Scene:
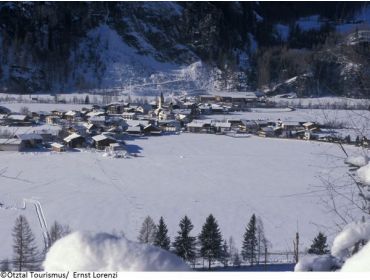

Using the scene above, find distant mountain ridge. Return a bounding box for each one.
[0,1,368,96]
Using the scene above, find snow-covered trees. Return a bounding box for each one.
[138,216,157,245]
[48,221,71,249]
[154,217,170,250]
[308,232,330,255]
[242,214,258,266]
[198,214,223,269]
[173,216,197,264]
[12,215,40,271]
[0,259,10,272]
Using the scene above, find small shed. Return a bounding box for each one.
[51,142,66,152]
[16,133,43,148]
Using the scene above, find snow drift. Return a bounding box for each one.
[43,232,189,271]
[345,155,369,167]
[341,241,370,271]
[357,163,370,185]
[331,221,370,259]
[294,255,340,272]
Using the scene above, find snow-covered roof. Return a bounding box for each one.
[92,134,115,142]
[126,120,149,127]
[64,133,83,143]
[51,143,65,149]
[16,133,43,141]
[7,114,27,121]
[126,126,142,133]
[65,111,78,116]
[212,122,231,128]
[0,138,22,145]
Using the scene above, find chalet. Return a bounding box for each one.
[64,110,81,121]
[31,111,50,122]
[106,102,127,114]
[258,127,275,138]
[86,110,106,118]
[5,114,32,126]
[281,121,304,131]
[198,104,212,115]
[122,112,137,120]
[92,134,117,150]
[88,115,106,126]
[186,120,212,133]
[212,121,231,134]
[158,120,181,132]
[143,124,162,136]
[0,138,23,151]
[16,133,43,148]
[51,110,66,118]
[51,142,66,152]
[125,126,143,135]
[63,133,85,148]
[135,104,152,115]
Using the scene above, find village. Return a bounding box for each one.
[0,91,369,155]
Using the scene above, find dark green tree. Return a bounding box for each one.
[198,214,223,270]
[308,232,330,255]
[12,215,40,271]
[242,214,258,266]
[154,217,171,250]
[84,95,90,104]
[173,216,197,264]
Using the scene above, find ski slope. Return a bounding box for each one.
[0,133,361,260]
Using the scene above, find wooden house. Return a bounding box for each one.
[16,133,43,148]
[63,133,85,148]
[92,134,117,150]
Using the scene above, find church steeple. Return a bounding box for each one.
[159,92,164,109]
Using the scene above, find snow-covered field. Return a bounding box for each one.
[0,133,359,261]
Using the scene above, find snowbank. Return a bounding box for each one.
[345,155,369,167]
[357,163,370,185]
[294,255,340,272]
[341,241,370,272]
[331,221,370,259]
[43,232,189,271]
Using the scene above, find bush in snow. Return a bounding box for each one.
[43,231,189,271]
[294,254,341,272]
[345,155,369,168]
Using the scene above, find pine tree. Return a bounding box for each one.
[232,250,241,267]
[173,215,197,264]
[198,214,223,270]
[84,95,90,104]
[138,216,157,245]
[48,221,71,249]
[242,214,258,266]
[308,232,330,255]
[12,215,40,271]
[154,217,170,250]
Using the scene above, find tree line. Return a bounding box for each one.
[137,213,270,270]
[1,214,330,271]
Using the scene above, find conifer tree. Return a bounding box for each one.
[198,214,223,270]
[154,217,171,250]
[173,216,197,264]
[12,215,40,271]
[308,232,330,255]
[242,214,258,266]
[138,216,157,245]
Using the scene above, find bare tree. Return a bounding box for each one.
[12,215,40,271]
[48,221,71,249]
[138,216,157,245]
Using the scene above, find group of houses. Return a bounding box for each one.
[1,91,368,152]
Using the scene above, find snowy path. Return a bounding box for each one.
[0,197,50,249]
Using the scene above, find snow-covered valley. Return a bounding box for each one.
[0,132,359,261]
